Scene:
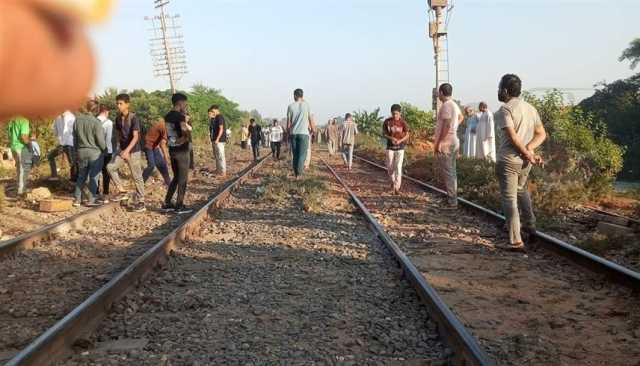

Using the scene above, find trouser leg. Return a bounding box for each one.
[66,146,78,181]
[348,145,354,169]
[48,145,63,177]
[101,153,112,194]
[87,155,103,202]
[497,161,522,244]
[154,148,172,185]
[107,154,127,193]
[12,149,23,195]
[142,148,157,183]
[214,143,226,174]
[441,147,458,205]
[517,164,536,230]
[20,147,33,194]
[393,150,404,190]
[165,148,189,206]
[127,151,145,203]
[292,136,300,175]
[75,158,90,202]
[275,142,281,159]
[304,140,311,168]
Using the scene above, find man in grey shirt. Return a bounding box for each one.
[494,74,547,251]
[73,100,107,207]
[287,88,316,178]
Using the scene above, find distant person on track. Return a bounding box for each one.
[209,105,227,176]
[287,89,316,178]
[495,74,547,251]
[434,83,463,208]
[249,119,262,162]
[476,102,496,162]
[462,106,478,159]
[7,117,32,196]
[107,94,146,212]
[48,111,77,182]
[163,93,194,215]
[142,117,172,186]
[341,113,358,171]
[327,119,339,156]
[241,124,249,150]
[269,119,284,160]
[383,104,410,195]
[96,105,114,196]
[73,101,106,207]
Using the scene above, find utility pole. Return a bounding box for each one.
[427,0,454,114]
[146,0,187,94]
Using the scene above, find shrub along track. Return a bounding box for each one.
[324,155,640,366]
[0,152,253,363]
[62,158,448,365]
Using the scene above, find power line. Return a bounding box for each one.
[145,0,188,94]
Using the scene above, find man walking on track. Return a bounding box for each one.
[209,105,227,176]
[142,117,172,186]
[327,119,339,156]
[97,105,114,196]
[107,94,146,212]
[341,113,358,171]
[48,110,77,182]
[269,119,284,160]
[383,104,410,194]
[163,93,193,215]
[495,74,547,251]
[249,119,262,162]
[434,83,462,209]
[287,88,316,178]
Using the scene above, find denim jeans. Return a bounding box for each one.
[75,154,103,203]
[291,134,310,177]
[48,145,77,180]
[143,147,171,186]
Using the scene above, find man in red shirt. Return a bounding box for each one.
[142,117,172,186]
[383,104,410,194]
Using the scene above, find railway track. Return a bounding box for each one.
[1,154,264,366]
[324,154,640,365]
[57,158,451,365]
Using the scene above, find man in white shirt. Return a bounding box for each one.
[48,110,77,181]
[433,83,463,208]
[96,104,114,195]
[269,119,284,160]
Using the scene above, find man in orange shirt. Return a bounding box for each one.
[143,118,172,186]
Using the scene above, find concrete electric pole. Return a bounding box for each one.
[427,0,454,114]
[146,0,187,94]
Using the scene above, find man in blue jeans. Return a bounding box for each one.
[73,100,107,207]
[287,88,316,178]
[142,117,171,186]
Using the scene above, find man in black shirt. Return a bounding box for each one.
[106,93,146,212]
[163,93,193,215]
[208,105,227,176]
[248,118,262,162]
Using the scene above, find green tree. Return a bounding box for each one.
[352,108,384,136]
[619,38,640,70]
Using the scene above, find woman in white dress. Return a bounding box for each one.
[463,106,478,158]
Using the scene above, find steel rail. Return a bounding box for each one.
[0,202,119,259]
[5,156,269,366]
[354,155,640,291]
[322,159,496,366]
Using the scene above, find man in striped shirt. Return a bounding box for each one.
[269,119,284,160]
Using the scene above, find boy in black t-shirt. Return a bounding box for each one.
[208,105,227,176]
[163,93,193,215]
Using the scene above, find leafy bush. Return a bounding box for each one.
[400,102,435,138]
[352,108,384,136]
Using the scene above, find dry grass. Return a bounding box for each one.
[0,184,5,211]
[261,165,328,213]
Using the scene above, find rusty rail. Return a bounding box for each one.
[0,202,119,259]
[323,159,495,366]
[354,155,640,291]
[5,156,269,366]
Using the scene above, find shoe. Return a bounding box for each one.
[161,203,176,212]
[174,205,193,215]
[86,200,103,207]
[130,202,146,213]
[507,243,527,252]
[72,200,81,207]
[112,193,129,202]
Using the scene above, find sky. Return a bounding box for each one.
[90,0,640,123]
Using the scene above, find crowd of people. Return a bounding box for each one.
[6,74,545,250]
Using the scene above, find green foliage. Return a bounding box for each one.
[619,38,640,70]
[525,91,624,194]
[95,84,250,139]
[353,108,384,136]
[400,102,435,137]
[579,74,640,179]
